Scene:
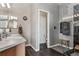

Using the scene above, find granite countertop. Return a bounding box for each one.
[0,34,26,52]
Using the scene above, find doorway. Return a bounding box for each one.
[38,9,49,51]
[40,11,47,50]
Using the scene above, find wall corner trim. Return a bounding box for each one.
[25,44,39,52]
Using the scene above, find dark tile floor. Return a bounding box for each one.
[26,43,79,56]
[51,46,74,56]
[67,49,79,56]
[25,46,64,56]
[40,43,47,50]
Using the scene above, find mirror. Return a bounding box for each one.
[0,15,8,20]
[0,21,8,28]
[0,15,18,33]
[8,20,17,28]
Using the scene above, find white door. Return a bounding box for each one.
[40,11,47,44]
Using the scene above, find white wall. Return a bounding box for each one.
[37,3,59,46]
[0,3,67,51]
[31,4,38,49]
[11,3,32,45]
[59,4,74,48]
[31,3,59,51]
[0,3,32,45]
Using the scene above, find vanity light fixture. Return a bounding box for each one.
[1,3,10,8]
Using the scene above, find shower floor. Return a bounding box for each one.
[52,46,70,54]
[52,45,79,56]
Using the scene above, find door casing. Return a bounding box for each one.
[37,9,50,51]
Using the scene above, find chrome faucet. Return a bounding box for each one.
[0,29,8,40]
[0,34,2,41]
[2,29,7,38]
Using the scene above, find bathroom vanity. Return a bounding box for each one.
[0,9,26,56]
[0,34,26,56]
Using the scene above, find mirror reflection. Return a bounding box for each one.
[0,15,18,33]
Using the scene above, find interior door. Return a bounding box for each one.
[40,11,47,44]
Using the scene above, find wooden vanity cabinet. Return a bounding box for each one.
[0,43,25,56]
[0,46,16,56]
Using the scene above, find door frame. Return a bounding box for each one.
[37,9,50,51]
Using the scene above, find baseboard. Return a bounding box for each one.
[48,44,60,48]
[48,43,73,49]
[26,44,39,52]
[30,45,39,52]
[25,44,31,47]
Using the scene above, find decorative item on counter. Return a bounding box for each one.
[18,24,23,34]
[23,16,27,21]
[9,28,11,32]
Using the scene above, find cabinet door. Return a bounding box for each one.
[0,46,16,56]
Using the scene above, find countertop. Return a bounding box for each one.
[0,34,26,52]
